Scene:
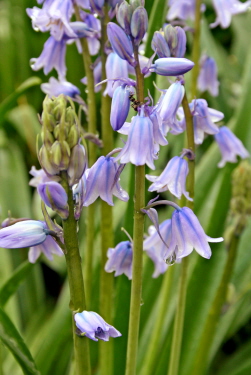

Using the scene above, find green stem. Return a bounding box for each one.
[61,173,91,375]
[125,46,145,375]
[191,233,240,375]
[99,4,114,375]
[74,5,97,309]
[167,91,195,375]
[141,266,175,375]
[191,0,202,99]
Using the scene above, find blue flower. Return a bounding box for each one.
[146,156,192,201]
[74,311,122,341]
[110,85,131,131]
[164,207,223,260]
[83,156,129,206]
[197,55,219,97]
[37,182,69,219]
[107,22,136,66]
[104,52,129,97]
[214,126,250,168]
[167,0,205,22]
[150,57,194,76]
[105,241,133,279]
[41,78,80,98]
[29,235,63,263]
[211,0,251,29]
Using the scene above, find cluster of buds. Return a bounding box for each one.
[151,24,187,58]
[39,95,87,187]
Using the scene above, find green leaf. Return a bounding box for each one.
[0,77,41,124]
[0,261,34,307]
[0,307,40,375]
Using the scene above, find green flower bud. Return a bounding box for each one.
[164,24,178,53]
[39,145,59,175]
[67,125,79,149]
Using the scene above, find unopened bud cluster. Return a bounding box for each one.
[39,95,87,186]
[152,24,187,58]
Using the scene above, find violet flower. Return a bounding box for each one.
[164,206,224,260]
[37,181,69,219]
[104,52,129,97]
[116,109,157,169]
[29,235,63,263]
[83,156,129,206]
[211,0,251,29]
[107,22,136,66]
[197,55,219,97]
[29,166,60,187]
[74,310,122,341]
[41,77,80,98]
[110,85,131,131]
[143,222,171,278]
[150,57,194,76]
[146,156,192,201]
[105,240,133,279]
[167,0,205,21]
[214,126,250,167]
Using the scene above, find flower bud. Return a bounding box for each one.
[37,182,69,219]
[107,22,136,66]
[50,140,71,170]
[164,24,177,53]
[39,145,59,176]
[67,144,88,186]
[130,0,144,11]
[173,27,186,58]
[150,57,194,76]
[117,1,133,35]
[130,6,148,45]
[151,31,171,58]
[67,125,79,149]
[110,85,131,131]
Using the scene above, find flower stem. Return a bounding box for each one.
[99,4,114,375]
[167,91,194,375]
[141,266,175,375]
[61,173,91,375]
[74,5,97,309]
[125,46,145,375]
[191,231,240,375]
[191,0,202,99]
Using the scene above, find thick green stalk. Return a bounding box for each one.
[125,46,145,375]
[74,6,97,309]
[167,92,195,375]
[61,173,91,375]
[191,0,202,99]
[191,233,240,375]
[98,4,114,375]
[141,266,175,375]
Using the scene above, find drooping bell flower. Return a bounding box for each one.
[83,156,129,206]
[105,240,133,279]
[41,77,81,98]
[214,126,250,168]
[104,52,129,97]
[74,310,122,341]
[146,155,192,201]
[110,85,131,131]
[37,181,69,219]
[29,166,60,187]
[167,0,205,21]
[211,0,251,29]
[197,55,219,97]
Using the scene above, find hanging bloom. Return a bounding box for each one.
[143,222,171,278]
[146,156,192,201]
[110,85,131,131]
[37,182,69,219]
[74,310,122,341]
[151,31,171,58]
[116,109,157,169]
[30,36,67,79]
[29,235,63,263]
[164,207,224,260]
[41,77,81,98]
[149,110,168,154]
[211,0,251,29]
[167,0,205,21]
[0,220,50,249]
[29,166,60,187]
[214,126,250,168]
[105,240,133,279]
[197,55,219,96]
[83,156,129,206]
[104,52,129,97]
[150,57,194,76]
[81,60,102,93]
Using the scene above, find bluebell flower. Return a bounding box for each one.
[178,99,224,144]
[74,310,122,341]
[143,222,171,278]
[130,6,148,45]
[214,126,250,168]
[0,220,49,249]
[151,31,171,58]
[149,110,168,154]
[37,181,69,219]
[83,156,129,206]
[29,166,60,187]
[197,55,219,96]
[167,0,205,21]
[79,11,101,55]
[107,22,136,66]
[164,207,224,260]
[29,234,63,263]
[67,144,88,186]
[116,109,157,169]
[104,52,129,97]
[110,85,131,131]
[105,240,133,279]
[146,156,192,201]
[150,57,194,76]
[30,36,67,79]
[211,0,251,29]
[41,77,80,98]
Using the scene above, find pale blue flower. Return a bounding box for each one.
[110,85,131,131]
[104,52,129,97]
[105,241,133,279]
[150,57,194,76]
[214,126,250,167]
[107,22,136,66]
[29,235,63,263]
[37,182,69,219]
[211,0,251,29]
[74,310,122,341]
[197,55,219,96]
[41,77,80,98]
[167,0,205,21]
